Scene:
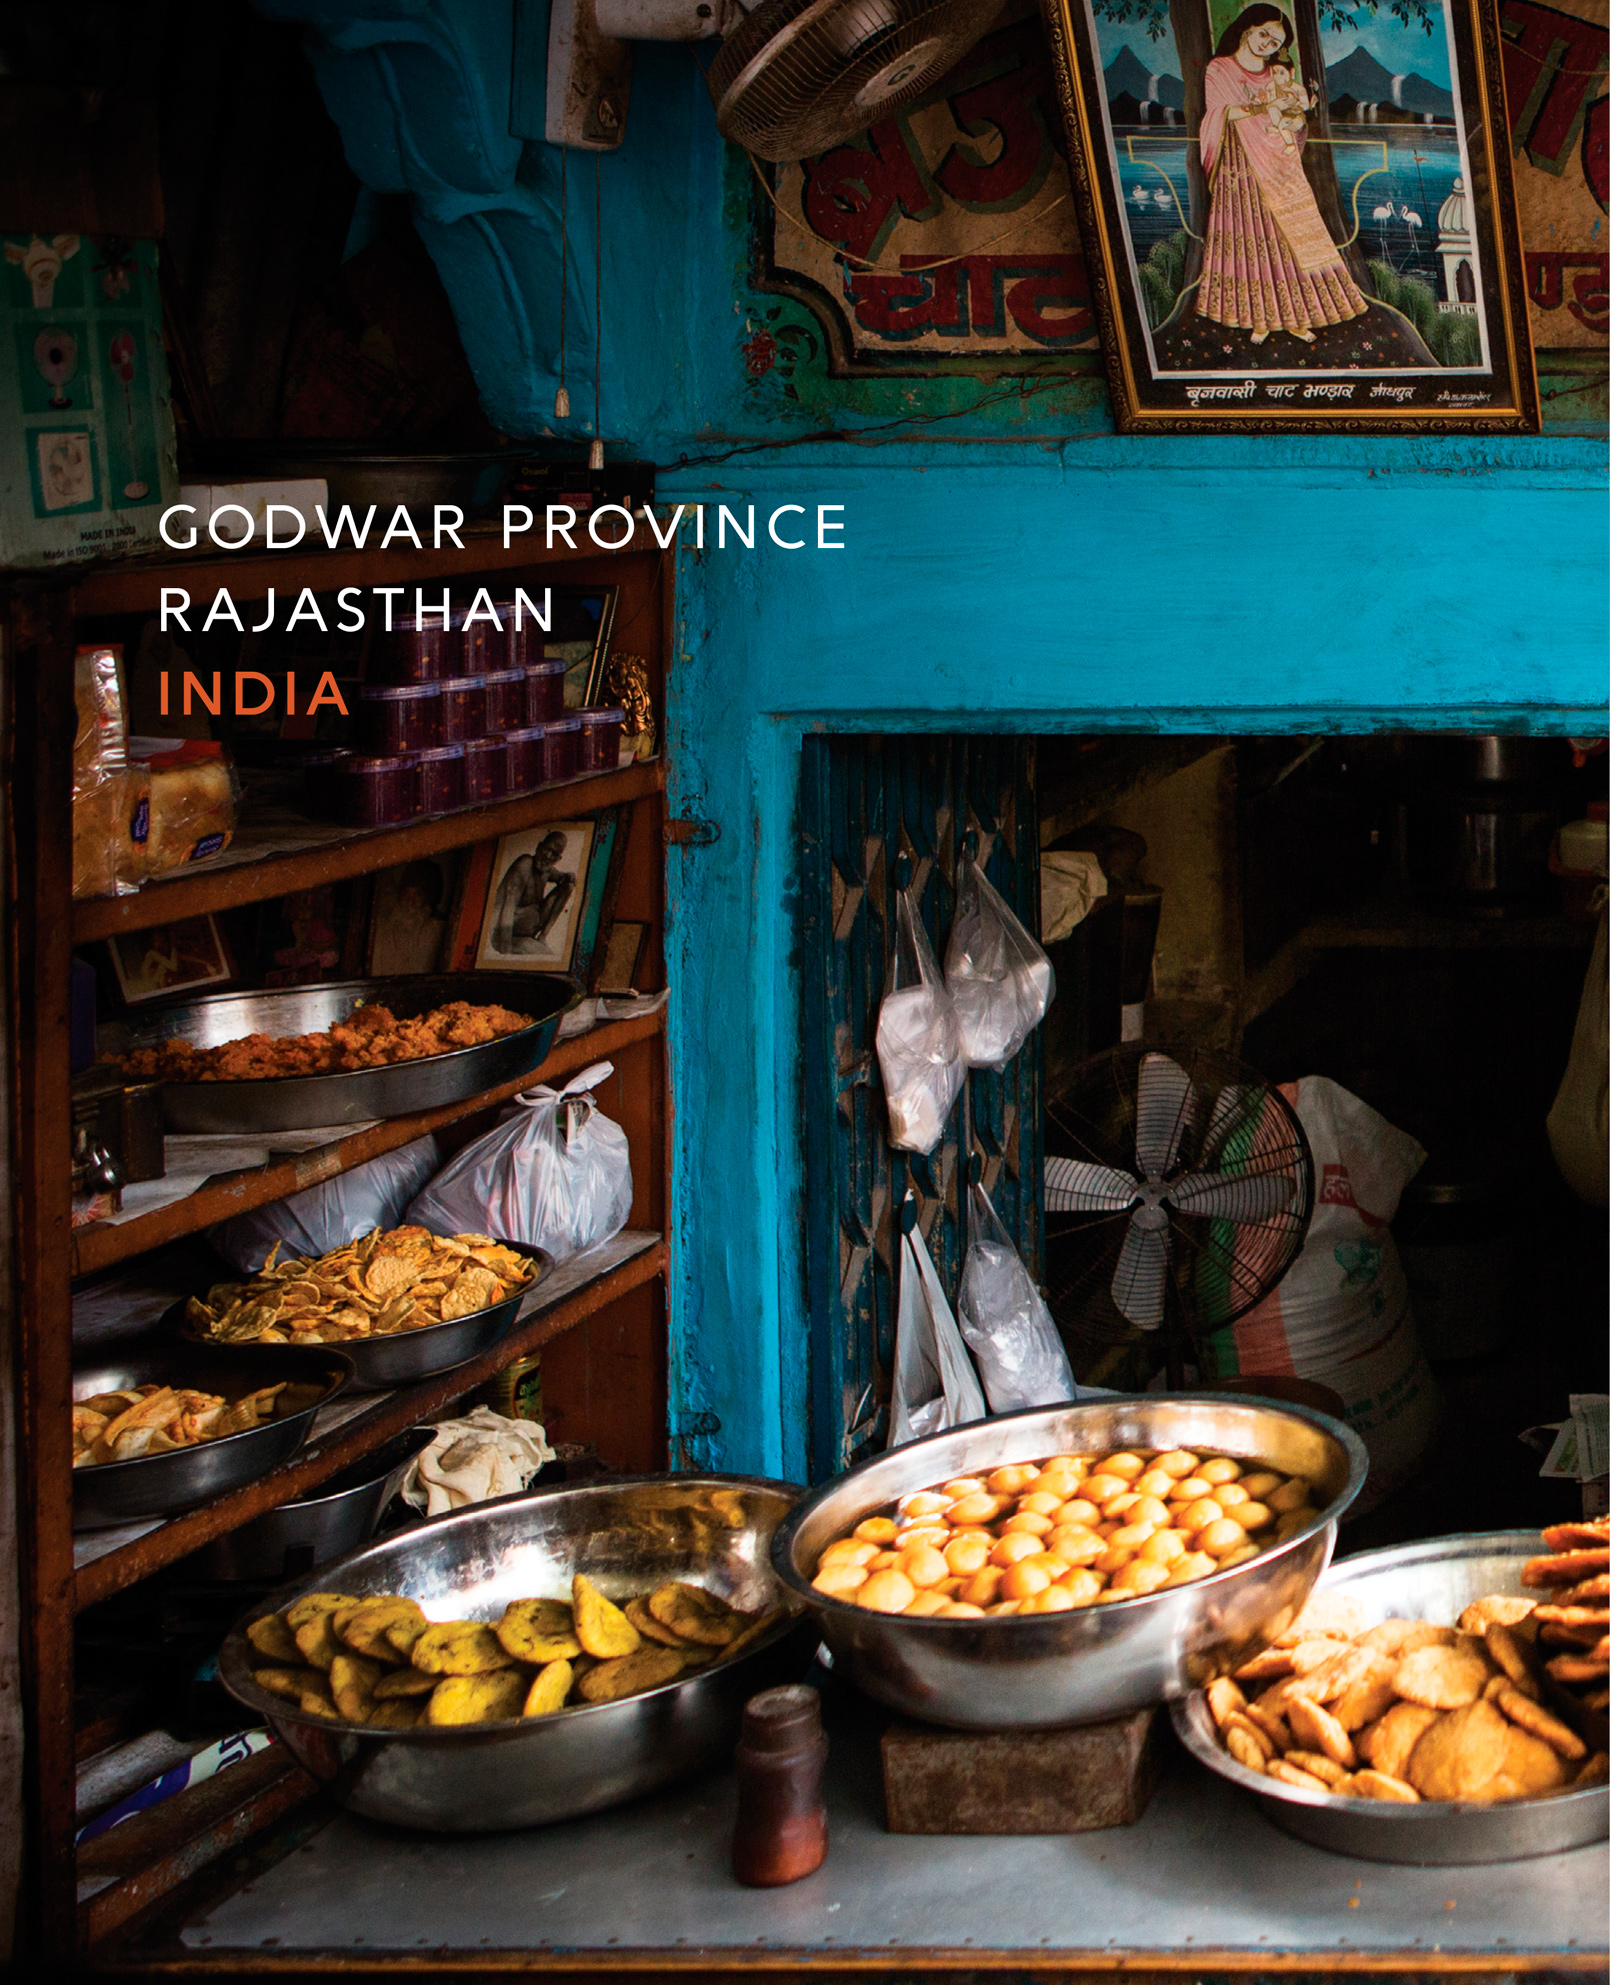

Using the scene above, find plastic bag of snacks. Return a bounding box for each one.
[207,1136,440,1272]
[944,852,1055,1071]
[72,645,141,899]
[407,1063,632,1264]
[889,1199,986,1447]
[876,884,964,1154]
[128,738,239,877]
[957,1180,1077,1413]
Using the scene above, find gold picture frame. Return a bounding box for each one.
[1039,0,1540,429]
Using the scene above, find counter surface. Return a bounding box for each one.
[172,1676,1608,1967]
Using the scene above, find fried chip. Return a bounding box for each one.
[1265,1758,1328,1792]
[1490,1682,1587,1760]
[1458,1595,1537,1635]
[252,1665,323,1702]
[425,1670,530,1725]
[1206,1676,1247,1729]
[384,1613,431,1658]
[372,1666,439,1699]
[1553,1575,1610,1605]
[1287,1695,1357,1768]
[330,1652,388,1723]
[1546,1652,1610,1685]
[522,1659,574,1717]
[1225,1724,1269,1772]
[1352,1768,1420,1802]
[1576,1752,1610,1785]
[336,1598,423,1663]
[1523,1550,1610,1588]
[285,1593,356,1631]
[624,1597,687,1649]
[1358,1702,1443,1780]
[1233,1648,1294,1683]
[1393,1641,1491,1710]
[495,1599,583,1665]
[574,1575,643,1658]
[370,1699,424,1729]
[1485,1621,1542,1689]
[1272,1594,1364,1645]
[1532,1604,1610,1631]
[1284,1749,1350,1787]
[1222,1712,1273,1762]
[1540,1521,1610,1552]
[293,1611,347,1671]
[646,1581,743,1647]
[575,1646,687,1703]
[410,1622,513,1676]
[1405,1699,1512,1800]
[1330,1653,1400,1734]
[246,1613,301,1665]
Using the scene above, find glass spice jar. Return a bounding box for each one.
[731,1686,828,1888]
[437,674,488,743]
[504,725,549,795]
[482,667,525,735]
[337,753,422,828]
[369,613,453,684]
[577,705,626,773]
[415,744,467,815]
[522,660,566,725]
[461,734,509,806]
[358,681,442,755]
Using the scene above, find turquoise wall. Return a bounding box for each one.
[261,0,1607,1480]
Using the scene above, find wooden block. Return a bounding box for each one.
[881,1708,1161,1835]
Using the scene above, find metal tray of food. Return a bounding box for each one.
[73,1342,353,1530]
[773,1395,1368,1730]
[1171,1531,1610,1864]
[120,974,576,1132]
[171,1239,550,1391]
[218,1474,816,1831]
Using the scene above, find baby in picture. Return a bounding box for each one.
[1265,59,1314,148]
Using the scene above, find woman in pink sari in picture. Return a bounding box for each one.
[1196,2,1369,344]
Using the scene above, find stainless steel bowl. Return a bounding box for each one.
[201,1426,436,1581]
[122,973,575,1132]
[218,1474,816,1831]
[172,1240,550,1391]
[73,1343,353,1531]
[773,1397,1368,1730]
[1172,1530,1610,1864]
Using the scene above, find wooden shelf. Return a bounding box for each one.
[73,1230,666,1612]
[71,1008,664,1277]
[1301,898,1596,950]
[73,760,664,943]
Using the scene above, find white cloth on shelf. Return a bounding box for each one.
[400,1407,555,1517]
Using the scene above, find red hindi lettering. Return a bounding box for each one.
[933,22,1057,208]
[802,122,939,265]
[1499,0,1608,176]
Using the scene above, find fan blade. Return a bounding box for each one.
[1045,1156,1139,1214]
[1167,1169,1297,1222]
[1111,1211,1169,1328]
[1134,1053,1195,1180]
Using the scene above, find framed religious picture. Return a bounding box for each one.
[1040,0,1541,428]
[367,852,466,976]
[107,915,234,1005]
[474,822,597,976]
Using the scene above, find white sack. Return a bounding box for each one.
[958,1181,1077,1413]
[889,1205,987,1447]
[207,1135,440,1271]
[876,885,964,1153]
[944,854,1055,1072]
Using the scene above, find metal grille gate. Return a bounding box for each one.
[798,735,1044,1484]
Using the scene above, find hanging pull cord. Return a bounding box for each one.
[590,152,604,471]
[555,145,571,419]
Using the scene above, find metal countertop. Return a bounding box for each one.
[177,1676,1609,1965]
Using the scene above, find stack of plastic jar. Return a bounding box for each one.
[577,706,626,773]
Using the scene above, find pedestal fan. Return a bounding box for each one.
[1044,1044,1315,1385]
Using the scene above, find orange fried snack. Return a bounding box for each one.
[121,1002,533,1083]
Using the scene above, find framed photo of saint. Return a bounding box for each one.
[474,823,596,977]
[1040,0,1540,428]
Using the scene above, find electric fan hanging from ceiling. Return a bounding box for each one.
[546,0,1006,160]
[1043,1044,1315,1379]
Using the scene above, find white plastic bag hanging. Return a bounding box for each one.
[889,1200,987,1447]
[876,883,964,1154]
[207,1136,440,1272]
[405,1062,632,1264]
[944,853,1055,1072]
[958,1180,1077,1413]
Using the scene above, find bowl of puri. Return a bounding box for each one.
[773,1396,1368,1730]
[1172,1524,1610,1863]
[218,1474,817,1830]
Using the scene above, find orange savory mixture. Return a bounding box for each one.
[813,1447,1321,1618]
[122,1001,533,1083]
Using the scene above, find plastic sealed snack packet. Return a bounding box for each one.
[888,1198,986,1447]
[876,884,964,1154]
[944,853,1055,1072]
[958,1180,1077,1414]
[72,645,140,899]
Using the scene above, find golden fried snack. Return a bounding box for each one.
[246,1614,301,1665]
[336,1599,423,1663]
[496,1599,583,1665]
[1266,1758,1328,1792]
[293,1612,347,1671]
[1491,1683,1586,1760]
[648,1581,744,1646]
[575,1646,687,1703]
[1524,1550,1610,1588]
[372,1667,438,1699]
[252,1666,324,1702]
[1352,1768,1419,1802]
[1393,1641,1492,1710]
[122,1001,534,1084]
[624,1597,686,1648]
[1540,1520,1610,1551]
[573,1576,642,1658]
[1286,1696,1356,1768]
[73,1381,292,1468]
[1458,1595,1537,1635]
[1484,1621,1541,1689]
[285,1593,355,1631]
[1576,1752,1610,1785]
[330,1653,388,1723]
[523,1660,574,1717]
[1358,1702,1443,1780]
[426,1671,530,1726]
[409,1623,513,1676]
[371,1700,424,1730]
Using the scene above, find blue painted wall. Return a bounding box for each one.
[261,0,1608,1480]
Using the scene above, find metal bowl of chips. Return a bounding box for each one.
[118,973,576,1132]
[1172,1532,1610,1864]
[172,1236,551,1390]
[217,1474,816,1831]
[72,1343,354,1530]
[774,1396,1367,1731]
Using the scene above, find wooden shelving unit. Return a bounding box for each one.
[4,534,675,1955]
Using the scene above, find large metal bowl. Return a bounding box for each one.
[172,1240,551,1391]
[73,1343,353,1530]
[123,973,575,1132]
[1172,1531,1610,1865]
[773,1396,1368,1730]
[218,1474,816,1831]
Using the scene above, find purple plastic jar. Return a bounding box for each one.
[504,725,548,794]
[369,613,454,684]
[454,611,505,677]
[539,716,582,785]
[415,744,467,815]
[577,706,626,773]
[462,734,509,806]
[359,681,441,755]
[337,754,422,828]
[522,660,566,725]
[482,667,525,735]
[438,674,488,744]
